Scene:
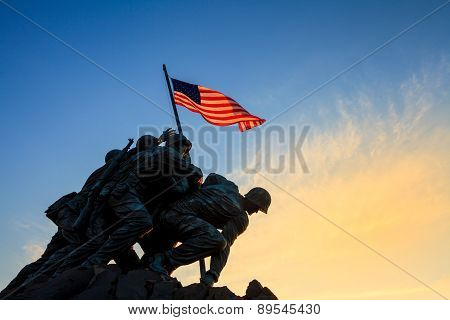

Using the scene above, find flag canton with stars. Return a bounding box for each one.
[171,78,201,104]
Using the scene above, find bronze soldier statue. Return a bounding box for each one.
[79,133,202,268]
[141,173,271,287]
[1,129,272,298]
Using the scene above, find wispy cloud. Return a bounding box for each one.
[22,243,44,262]
[205,61,450,299]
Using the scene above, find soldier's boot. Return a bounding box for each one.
[147,253,174,280]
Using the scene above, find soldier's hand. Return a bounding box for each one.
[200,273,215,287]
[159,128,176,143]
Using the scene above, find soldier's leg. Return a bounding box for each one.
[138,226,177,268]
[56,207,129,273]
[159,211,226,271]
[55,235,105,273]
[33,243,79,277]
[83,190,153,266]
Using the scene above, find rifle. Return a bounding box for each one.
[72,138,134,232]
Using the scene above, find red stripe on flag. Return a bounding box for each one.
[173,84,265,131]
[174,93,253,117]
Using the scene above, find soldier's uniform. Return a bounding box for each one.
[47,163,111,243]
[145,173,249,282]
[82,144,202,266]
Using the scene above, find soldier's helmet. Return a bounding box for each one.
[136,135,160,151]
[166,134,192,153]
[244,187,271,214]
[105,149,121,163]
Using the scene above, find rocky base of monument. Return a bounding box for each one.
[5,265,277,300]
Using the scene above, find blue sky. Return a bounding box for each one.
[0,0,449,296]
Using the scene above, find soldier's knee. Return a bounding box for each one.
[212,233,227,251]
[131,212,153,234]
[140,214,153,230]
[132,208,152,224]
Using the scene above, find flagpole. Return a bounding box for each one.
[162,64,206,281]
[163,64,183,135]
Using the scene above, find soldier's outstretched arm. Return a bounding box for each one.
[208,214,249,282]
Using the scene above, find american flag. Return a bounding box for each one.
[171,78,265,132]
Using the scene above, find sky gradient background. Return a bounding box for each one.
[0,0,449,299]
